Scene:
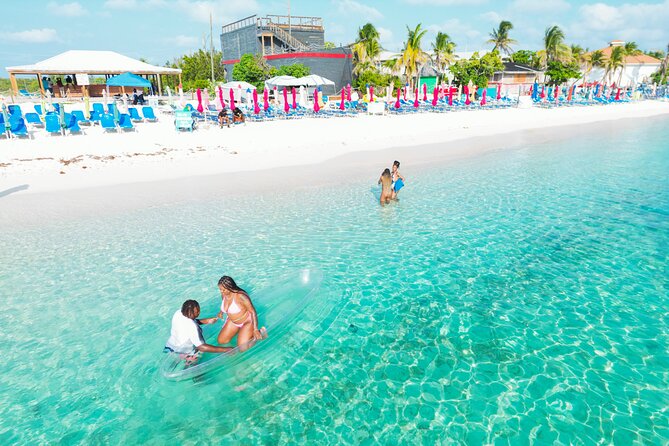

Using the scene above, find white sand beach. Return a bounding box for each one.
[2,100,668,197]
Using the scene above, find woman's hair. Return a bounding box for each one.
[393,160,400,168]
[382,168,391,178]
[218,276,249,297]
[181,299,200,318]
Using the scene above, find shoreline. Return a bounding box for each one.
[1,109,667,229]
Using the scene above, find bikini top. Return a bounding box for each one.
[221,296,243,315]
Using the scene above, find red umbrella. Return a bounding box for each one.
[540,86,546,98]
[291,87,297,109]
[314,89,320,113]
[480,89,487,106]
[196,88,204,113]
[218,86,225,110]
[615,88,621,101]
[253,89,260,114]
[263,88,269,111]
[229,88,235,109]
[346,83,351,101]
[423,83,427,101]
[431,87,438,106]
[464,85,471,105]
[340,89,345,110]
[395,87,401,109]
[554,85,559,102]
[496,84,501,100]
[413,88,419,108]
[567,85,573,101]
[370,86,374,102]
[283,88,289,113]
[448,87,453,106]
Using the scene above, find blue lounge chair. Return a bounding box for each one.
[53,103,61,113]
[107,103,117,114]
[9,117,30,138]
[44,114,62,136]
[65,113,84,135]
[19,89,37,98]
[8,105,22,118]
[100,113,117,132]
[71,110,91,125]
[34,104,43,115]
[24,112,44,127]
[118,113,135,131]
[174,110,194,131]
[92,103,105,115]
[128,107,143,122]
[142,106,158,122]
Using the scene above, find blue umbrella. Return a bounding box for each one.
[106,72,151,88]
[532,81,538,100]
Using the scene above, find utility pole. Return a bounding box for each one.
[210,11,215,84]
[288,0,291,39]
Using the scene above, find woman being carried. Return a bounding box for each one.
[378,168,393,205]
[217,276,266,351]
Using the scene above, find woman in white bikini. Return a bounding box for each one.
[216,276,266,351]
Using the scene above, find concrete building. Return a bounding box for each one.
[220,14,352,91]
[586,40,661,86]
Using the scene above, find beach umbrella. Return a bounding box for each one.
[594,84,600,97]
[540,85,546,98]
[283,88,289,113]
[423,83,427,101]
[370,86,374,102]
[196,88,203,113]
[403,86,407,101]
[229,88,235,109]
[291,87,297,109]
[480,89,487,106]
[431,87,438,106]
[314,89,320,113]
[554,85,559,102]
[218,86,225,110]
[346,83,351,101]
[178,84,184,106]
[532,81,538,100]
[166,86,174,108]
[203,88,210,112]
[567,85,573,101]
[496,84,502,100]
[339,90,345,110]
[615,88,621,101]
[102,88,108,106]
[253,89,260,114]
[113,101,119,124]
[59,102,66,132]
[413,88,419,108]
[263,88,269,111]
[448,87,453,106]
[464,85,470,105]
[395,87,401,109]
[299,86,307,107]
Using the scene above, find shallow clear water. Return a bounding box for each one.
[1,118,668,444]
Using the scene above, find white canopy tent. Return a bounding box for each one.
[5,50,181,96]
[264,76,298,88]
[294,75,335,87]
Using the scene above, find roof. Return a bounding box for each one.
[6,50,181,75]
[593,46,661,65]
[500,62,542,73]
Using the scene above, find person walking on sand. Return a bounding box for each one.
[391,160,405,200]
[378,168,393,205]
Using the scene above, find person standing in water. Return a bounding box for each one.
[217,276,266,351]
[391,160,405,200]
[378,168,393,205]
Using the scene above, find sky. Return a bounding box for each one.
[1,0,668,77]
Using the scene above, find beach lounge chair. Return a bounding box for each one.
[9,117,30,138]
[8,105,23,118]
[65,113,84,135]
[100,113,118,132]
[142,106,158,122]
[107,103,116,114]
[174,110,194,131]
[71,110,92,125]
[118,114,135,131]
[19,89,38,98]
[24,112,44,127]
[128,107,143,122]
[44,114,62,136]
[34,104,43,115]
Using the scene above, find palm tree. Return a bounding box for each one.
[583,49,604,86]
[605,46,625,84]
[487,21,516,56]
[400,24,429,90]
[432,32,456,84]
[540,25,570,67]
[618,41,642,85]
[661,44,669,83]
[352,23,381,71]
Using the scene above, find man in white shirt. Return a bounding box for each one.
[164,300,230,354]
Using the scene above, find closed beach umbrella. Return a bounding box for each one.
[423,83,427,101]
[263,88,269,111]
[403,86,407,101]
[615,88,621,101]
[340,90,345,110]
[554,85,559,102]
[370,86,374,102]
[229,88,235,109]
[314,89,320,113]
[346,83,351,101]
[196,88,203,113]
[395,87,401,109]
[594,84,600,97]
[532,81,538,100]
[283,89,289,113]
[253,89,260,114]
[292,87,297,109]
[464,85,470,105]
[496,84,501,100]
[413,88,419,108]
[431,87,438,106]
[480,89,487,106]
[178,84,184,106]
[448,87,453,106]
[59,102,66,130]
[218,86,225,110]
[166,86,174,108]
[203,88,210,112]
[540,85,545,98]
[567,85,573,101]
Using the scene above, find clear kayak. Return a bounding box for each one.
[160,268,324,381]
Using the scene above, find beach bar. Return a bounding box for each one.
[5,50,182,98]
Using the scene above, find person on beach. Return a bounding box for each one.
[378,168,393,205]
[232,107,245,124]
[391,160,405,200]
[164,300,231,356]
[218,108,230,128]
[217,276,267,351]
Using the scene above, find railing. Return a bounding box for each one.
[261,43,325,56]
[260,22,308,52]
[264,15,323,30]
[221,15,257,34]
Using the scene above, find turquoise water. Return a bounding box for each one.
[1,118,668,444]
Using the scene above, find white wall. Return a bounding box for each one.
[586,64,660,86]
